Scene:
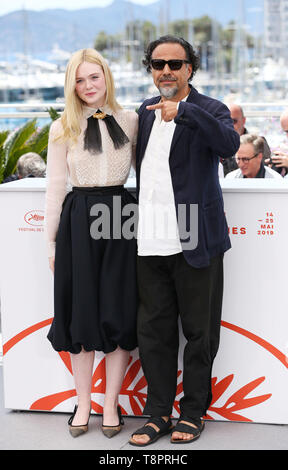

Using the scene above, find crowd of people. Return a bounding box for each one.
[221,104,288,180]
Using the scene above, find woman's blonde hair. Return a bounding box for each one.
[57,48,121,143]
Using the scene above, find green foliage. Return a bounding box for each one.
[0,130,9,147]
[28,124,50,162]
[0,107,59,184]
[46,106,61,122]
[2,119,37,180]
[94,30,110,52]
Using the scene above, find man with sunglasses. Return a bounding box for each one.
[129,36,240,447]
[226,134,282,179]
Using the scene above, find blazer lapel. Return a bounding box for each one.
[170,121,185,155]
[170,86,198,155]
[138,98,160,165]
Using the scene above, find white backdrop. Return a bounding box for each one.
[0,178,288,424]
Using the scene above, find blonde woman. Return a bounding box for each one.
[45,49,138,438]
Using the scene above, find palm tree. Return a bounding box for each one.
[0,107,60,184]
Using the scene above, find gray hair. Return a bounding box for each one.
[17,152,46,178]
[240,134,264,155]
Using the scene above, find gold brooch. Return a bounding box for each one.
[92,111,107,120]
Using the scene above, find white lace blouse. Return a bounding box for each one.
[45,105,138,258]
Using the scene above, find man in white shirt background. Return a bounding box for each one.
[226,134,283,179]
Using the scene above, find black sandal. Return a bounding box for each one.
[129,416,174,447]
[170,416,205,444]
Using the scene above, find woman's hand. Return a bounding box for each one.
[49,256,55,273]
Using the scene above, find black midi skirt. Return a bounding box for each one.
[47,185,138,354]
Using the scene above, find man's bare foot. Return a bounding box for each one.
[170,418,205,443]
[171,420,198,442]
[129,416,172,446]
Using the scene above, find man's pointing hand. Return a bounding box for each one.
[146,101,179,122]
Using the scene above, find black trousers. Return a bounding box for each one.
[137,252,224,418]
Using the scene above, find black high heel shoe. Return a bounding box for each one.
[102,405,124,438]
[68,405,90,438]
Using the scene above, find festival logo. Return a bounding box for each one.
[24,210,44,227]
[3,318,288,421]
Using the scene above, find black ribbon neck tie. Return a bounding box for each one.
[84,110,130,155]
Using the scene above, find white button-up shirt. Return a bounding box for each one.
[137,97,188,256]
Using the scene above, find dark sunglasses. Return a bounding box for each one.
[150,59,190,71]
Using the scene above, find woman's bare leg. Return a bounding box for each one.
[70,349,95,425]
[103,346,130,426]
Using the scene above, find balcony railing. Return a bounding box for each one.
[0,101,288,119]
[0,102,141,120]
[1,102,288,152]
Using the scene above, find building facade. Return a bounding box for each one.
[264,0,288,61]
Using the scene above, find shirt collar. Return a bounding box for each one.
[83,103,113,119]
[255,162,266,179]
[243,161,266,179]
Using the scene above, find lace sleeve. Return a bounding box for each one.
[44,119,68,258]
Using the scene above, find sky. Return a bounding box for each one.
[0,0,158,17]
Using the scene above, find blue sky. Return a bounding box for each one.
[0,0,157,17]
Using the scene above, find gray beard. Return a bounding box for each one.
[158,86,178,99]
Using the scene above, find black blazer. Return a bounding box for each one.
[136,85,240,268]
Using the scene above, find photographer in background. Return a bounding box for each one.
[265,110,288,176]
